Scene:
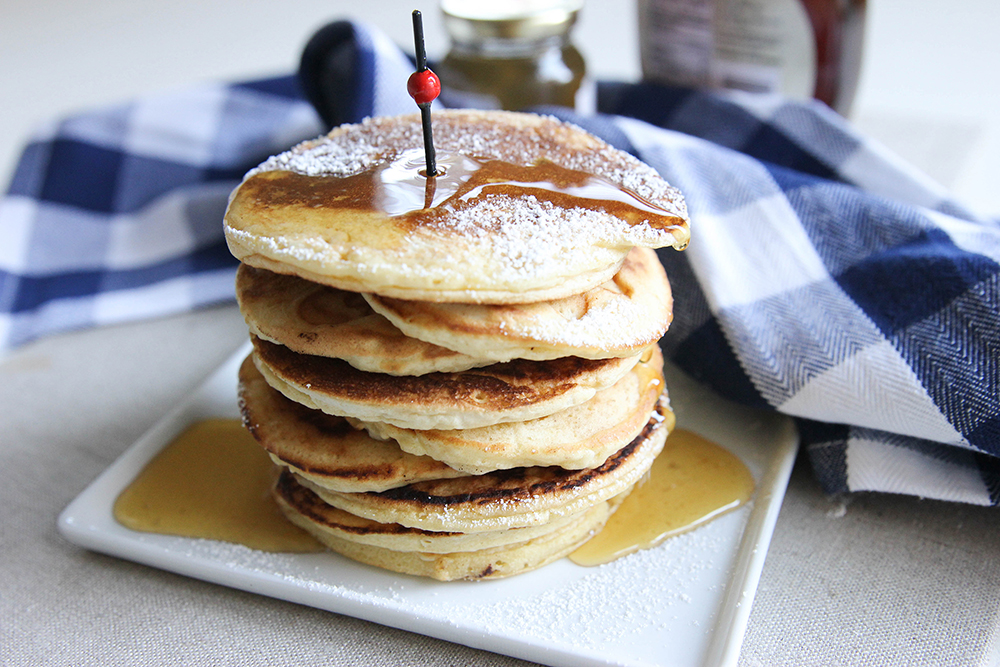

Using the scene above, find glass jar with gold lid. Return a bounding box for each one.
[437,0,592,112]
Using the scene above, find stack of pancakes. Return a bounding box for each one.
[224,110,690,580]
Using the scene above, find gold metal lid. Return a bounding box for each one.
[441,0,583,43]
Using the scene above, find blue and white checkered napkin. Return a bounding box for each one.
[2,20,998,505]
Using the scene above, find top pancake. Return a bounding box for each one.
[224,110,689,304]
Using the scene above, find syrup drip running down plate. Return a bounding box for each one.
[58,342,797,667]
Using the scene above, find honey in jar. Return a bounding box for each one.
[437,0,594,112]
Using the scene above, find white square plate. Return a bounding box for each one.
[58,343,797,667]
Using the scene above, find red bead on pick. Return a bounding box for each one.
[407,69,441,106]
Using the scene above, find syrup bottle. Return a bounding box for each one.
[637,0,866,115]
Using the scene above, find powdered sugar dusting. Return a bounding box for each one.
[226,226,341,265]
[433,194,642,279]
[524,292,659,350]
[248,110,689,225]
[391,511,746,662]
[512,249,670,349]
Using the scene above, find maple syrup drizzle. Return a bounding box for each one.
[570,429,755,566]
[113,419,322,553]
[244,148,683,229]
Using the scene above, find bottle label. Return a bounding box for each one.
[640,0,715,88]
[639,0,816,100]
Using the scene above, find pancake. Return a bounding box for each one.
[300,397,672,533]
[279,482,616,581]
[251,336,642,430]
[238,355,467,493]
[353,346,669,474]
[273,469,611,555]
[235,264,491,375]
[365,247,672,362]
[224,110,690,304]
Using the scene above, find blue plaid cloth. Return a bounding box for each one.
[3,20,999,506]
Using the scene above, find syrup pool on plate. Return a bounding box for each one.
[112,418,322,553]
[570,428,755,566]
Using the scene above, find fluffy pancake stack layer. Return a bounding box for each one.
[225,110,690,581]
